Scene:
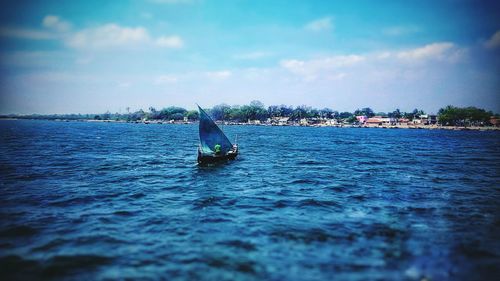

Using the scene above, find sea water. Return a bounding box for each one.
[0,120,499,280]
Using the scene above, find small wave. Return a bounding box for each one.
[179,256,261,275]
[273,200,291,208]
[0,211,26,221]
[270,227,337,244]
[217,239,257,251]
[31,239,67,252]
[49,192,126,207]
[298,199,339,208]
[95,163,121,172]
[145,159,163,165]
[49,196,95,206]
[192,196,223,210]
[98,217,113,224]
[113,210,134,216]
[290,179,321,184]
[0,225,39,238]
[0,254,113,279]
[199,217,232,223]
[129,192,146,199]
[43,254,113,277]
[364,223,407,240]
[74,235,128,246]
[296,160,323,165]
[349,194,366,201]
[431,177,450,183]
[405,206,436,215]
[225,198,238,206]
[358,160,384,165]
[10,172,50,181]
[202,255,259,274]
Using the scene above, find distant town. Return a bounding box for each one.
[1,101,499,130]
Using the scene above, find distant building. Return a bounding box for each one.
[381,117,396,125]
[269,117,291,126]
[247,119,261,125]
[365,116,383,125]
[398,118,410,124]
[365,116,396,126]
[427,115,438,124]
[414,114,438,125]
[278,117,290,125]
[490,116,500,127]
[326,119,339,126]
[356,116,368,123]
[308,118,324,125]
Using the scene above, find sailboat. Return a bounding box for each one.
[197,105,238,164]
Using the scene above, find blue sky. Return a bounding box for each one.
[0,0,499,114]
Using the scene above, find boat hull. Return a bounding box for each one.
[197,148,238,164]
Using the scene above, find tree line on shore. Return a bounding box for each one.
[1,101,497,126]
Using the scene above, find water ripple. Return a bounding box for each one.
[0,120,499,280]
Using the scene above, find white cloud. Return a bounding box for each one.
[279,42,467,82]
[206,70,232,80]
[0,15,70,40]
[154,75,179,84]
[396,42,465,63]
[0,27,55,40]
[282,55,364,70]
[1,15,183,51]
[484,30,500,49]
[326,73,346,80]
[66,24,150,49]
[304,17,333,32]
[65,23,183,50]
[42,15,71,32]
[281,55,364,81]
[376,52,391,59]
[156,35,184,48]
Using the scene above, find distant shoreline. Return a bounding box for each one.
[1,118,499,131]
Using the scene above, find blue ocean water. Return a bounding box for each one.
[0,120,499,280]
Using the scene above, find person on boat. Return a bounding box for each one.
[214,144,221,155]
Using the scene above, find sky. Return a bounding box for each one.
[0,0,499,114]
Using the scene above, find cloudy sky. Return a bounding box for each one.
[0,0,499,114]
